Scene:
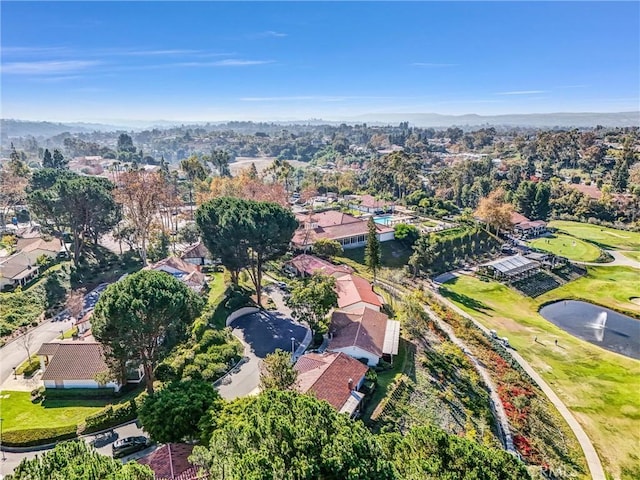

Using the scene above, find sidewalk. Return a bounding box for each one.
[0,371,43,392]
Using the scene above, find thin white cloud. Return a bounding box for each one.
[254,31,288,38]
[28,75,85,83]
[1,46,72,56]
[181,59,273,67]
[411,62,458,67]
[241,96,347,102]
[120,49,202,56]
[555,84,588,89]
[1,60,101,75]
[496,90,547,95]
[240,95,408,102]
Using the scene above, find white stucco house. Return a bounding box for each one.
[291,210,394,251]
[328,307,401,367]
[36,342,143,392]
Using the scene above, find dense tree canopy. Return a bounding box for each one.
[474,189,514,234]
[92,270,204,393]
[367,151,423,199]
[196,197,297,305]
[380,425,530,480]
[191,390,395,480]
[139,379,220,443]
[312,238,343,259]
[6,440,154,480]
[286,273,338,335]
[27,170,120,265]
[260,348,298,391]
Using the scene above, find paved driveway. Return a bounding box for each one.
[216,310,308,400]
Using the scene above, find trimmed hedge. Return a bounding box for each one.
[80,399,137,434]
[44,388,117,400]
[1,425,77,447]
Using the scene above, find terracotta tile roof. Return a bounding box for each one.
[295,210,360,228]
[146,256,206,289]
[39,342,109,381]
[335,275,383,309]
[0,254,33,279]
[328,307,389,357]
[181,242,210,260]
[517,220,547,230]
[138,443,202,480]
[569,183,602,200]
[37,342,62,356]
[510,212,530,226]
[292,211,393,248]
[294,352,368,411]
[17,237,63,254]
[147,256,200,274]
[77,310,93,325]
[288,254,353,278]
[354,194,394,209]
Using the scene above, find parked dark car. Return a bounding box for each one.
[111,436,151,458]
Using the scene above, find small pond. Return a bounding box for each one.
[539,300,640,360]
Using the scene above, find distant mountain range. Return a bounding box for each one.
[2,111,639,138]
[342,111,640,128]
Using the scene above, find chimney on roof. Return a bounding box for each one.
[348,378,353,391]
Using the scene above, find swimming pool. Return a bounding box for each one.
[374,215,394,225]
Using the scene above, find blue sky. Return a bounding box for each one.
[1,1,639,122]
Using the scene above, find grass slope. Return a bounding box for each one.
[622,251,640,263]
[529,233,602,262]
[0,391,128,431]
[549,221,640,251]
[441,267,640,479]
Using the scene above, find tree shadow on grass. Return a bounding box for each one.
[442,289,494,314]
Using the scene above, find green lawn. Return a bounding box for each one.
[335,240,413,275]
[0,390,124,432]
[440,267,640,479]
[529,233,602,262]
[549,220,640,251]
[622,251,640,263]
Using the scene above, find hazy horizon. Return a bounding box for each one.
[2,2,639,122]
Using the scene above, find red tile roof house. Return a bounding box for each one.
[294,352,369,418]
[347,194,395,214]
[36,342,127,392]
[285,254,354,278]
[510,212,547,239]
[327,307,400,367]
[291,210,394,252]
[180,241,213,267]
[145,256,207,292]
[335,274,384,312]
[138,443,205,480]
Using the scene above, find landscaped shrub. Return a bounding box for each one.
[1,425,77,447]
[44,388,117,400]
[81,399,137,434]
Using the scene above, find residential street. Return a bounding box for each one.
[0,317,74,387]
[216,285,310,400]
[0,421,149,478]
[216,309,308,400]
[0,284,108,388]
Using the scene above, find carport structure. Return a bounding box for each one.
[479,255,539,282]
